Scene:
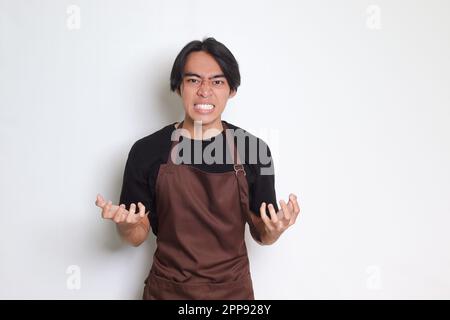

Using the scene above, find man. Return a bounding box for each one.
[95,37,300,299]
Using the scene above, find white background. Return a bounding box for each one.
[1,0,449,299]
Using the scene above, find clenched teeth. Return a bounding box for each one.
[194,104,215,110]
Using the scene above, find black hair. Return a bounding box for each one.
[170,37,241,94]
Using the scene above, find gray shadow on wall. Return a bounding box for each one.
[90,50,185,299]
[128,51,186,299]
[147,51,185,127]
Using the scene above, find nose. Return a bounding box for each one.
[197,81,212,98]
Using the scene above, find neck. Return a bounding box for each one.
[181,117,224,140]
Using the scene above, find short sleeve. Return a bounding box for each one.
[119,142,153,229]
[249,141,279,216]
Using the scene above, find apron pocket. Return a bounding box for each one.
[143,271,254,300]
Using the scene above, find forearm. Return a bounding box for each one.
[116,221,149,247]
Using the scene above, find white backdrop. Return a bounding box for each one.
[1,0,449,299]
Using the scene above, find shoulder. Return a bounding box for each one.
[223,120,272,153]
[127,122,176,163]
[223,120,274,178]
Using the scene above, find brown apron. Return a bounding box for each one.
[142,120,261,300]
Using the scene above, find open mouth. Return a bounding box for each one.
[193,103,215,114]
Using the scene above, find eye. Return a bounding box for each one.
[187,78,199,83]
[213,80,224,85]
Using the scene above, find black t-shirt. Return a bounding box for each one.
[119,120,278,236]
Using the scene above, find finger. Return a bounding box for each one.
[290,194,300,214]
[102,200,113,219]
[280,199,291,221]
[113,204,127,223]
[110,203,122,218]
[287,198,294,212]
[287,199,296,225]
[95,194,106,208]
[126,203,138,224]
[267,203,278,223]
[289,194,300,224]
[112,204,122,223]
[127,202,145,224]
[138,202,146,219]
[120,204,130,222]
[137,202,146,219]
[129,203,136,215]
[259,202,274,231]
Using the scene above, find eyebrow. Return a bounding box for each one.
[183,72,226,79]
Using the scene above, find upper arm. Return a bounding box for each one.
[119,142,153,218]
[249,140,279,214]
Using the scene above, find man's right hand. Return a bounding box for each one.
[95,194,149,225]
[95,193,150,246]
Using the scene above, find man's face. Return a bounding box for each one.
[178,51,236,126]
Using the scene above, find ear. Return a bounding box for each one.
[229,89,237,98]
